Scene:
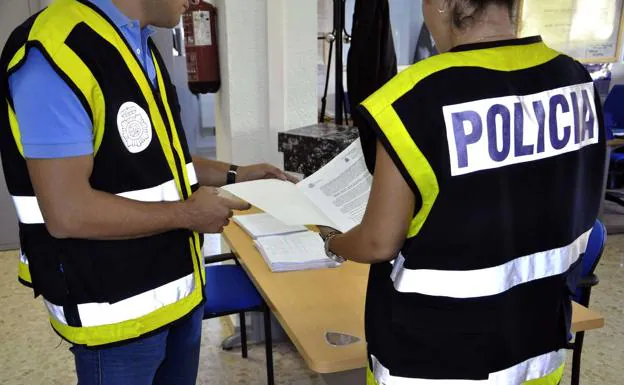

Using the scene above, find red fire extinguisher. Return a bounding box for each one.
[183,0,220,94]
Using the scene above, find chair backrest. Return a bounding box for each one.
[582,219,607,278]
[604,85,624,133]
[572,219,606,306]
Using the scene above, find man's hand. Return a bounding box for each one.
[182,187,251,233]
[236,164,299,183]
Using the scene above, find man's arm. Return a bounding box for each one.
[192,155,299,187]
[192,156,231,187]
[27,155,249,239]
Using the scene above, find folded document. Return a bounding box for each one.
[222,139,371,233]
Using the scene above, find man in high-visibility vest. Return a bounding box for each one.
[0,0,295,383]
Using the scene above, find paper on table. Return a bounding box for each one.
[222,179,339,229]
[255,232,327,264]
[254,232,339,272]
[232,213,308,239]
[221,139,371,233]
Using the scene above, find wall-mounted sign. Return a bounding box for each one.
[517,0,624,62]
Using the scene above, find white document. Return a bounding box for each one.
[222,139,372,233]
[224,179,337,229]
[299,140,372,232]
[232,213,308,239]
[254,232,339,272]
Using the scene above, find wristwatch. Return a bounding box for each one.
[323,231,346,264]
[226,164,239,185]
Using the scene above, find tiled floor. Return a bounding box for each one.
[0,234,622,384]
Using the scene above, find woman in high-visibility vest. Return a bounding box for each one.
[321,0,606,383]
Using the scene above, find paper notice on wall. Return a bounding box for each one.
[193,10,213,47]
[518,0,623,61]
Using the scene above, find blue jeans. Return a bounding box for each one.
[71,307,203,385]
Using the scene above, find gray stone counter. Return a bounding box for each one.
[278,123,359,177]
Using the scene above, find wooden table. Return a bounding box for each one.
[608,138,624,148]
[223,209,605,375]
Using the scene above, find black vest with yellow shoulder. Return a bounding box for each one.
[0,0,205,347]
[360,37,606,384]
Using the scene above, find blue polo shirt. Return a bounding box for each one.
[8,0,157,159]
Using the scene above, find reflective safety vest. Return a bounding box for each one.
[0,0,205,347]
[358,37,606,384]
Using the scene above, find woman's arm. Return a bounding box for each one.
[327,141,416,264]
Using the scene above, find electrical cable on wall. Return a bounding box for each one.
[318,0,352,125]
[319,35,335,123]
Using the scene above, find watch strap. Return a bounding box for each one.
[226,164,239,185]
[324,231,346,264]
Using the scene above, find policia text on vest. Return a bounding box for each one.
[0,0,206,347]
[446,83,597,176]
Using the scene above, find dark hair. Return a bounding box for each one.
[448,0,516,29]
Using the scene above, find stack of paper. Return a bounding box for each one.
[233,213,308,239]
[254,231,339,272]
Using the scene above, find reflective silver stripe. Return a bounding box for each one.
[371,350,566,384]
[44,273,195,327]
[44,300,67,325]
[11,163,197,224]
[12,196,44,224]
[186,162,198,185]
[391,229,591,298]
[19,250,29,265]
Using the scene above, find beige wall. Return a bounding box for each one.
[214,0,317,166]
[0,0,46,48]
[0,0,44,250]
[0,0,41,250]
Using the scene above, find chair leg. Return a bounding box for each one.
[239,312,248,358]
[571,332,585,385]
[264,305,275,385]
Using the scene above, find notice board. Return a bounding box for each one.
[517,0,624,62]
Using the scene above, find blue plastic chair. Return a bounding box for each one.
[606,144,624,205]
[570,219,606,385]
[603,85,624,205]
[203,253,274,385]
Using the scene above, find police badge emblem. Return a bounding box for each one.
[117,101,153,153]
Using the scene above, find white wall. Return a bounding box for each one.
[0,0,43,49]
[151,28,175,75]
[214,0,317,166]
[0,0,43,250]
